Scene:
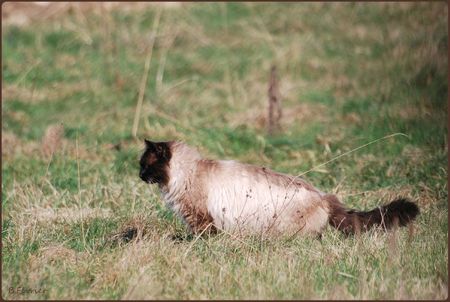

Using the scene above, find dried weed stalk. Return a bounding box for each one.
[267,65,282,135]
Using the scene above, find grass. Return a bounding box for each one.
[2,2,448,300]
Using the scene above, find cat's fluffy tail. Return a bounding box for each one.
[326,195,419,235]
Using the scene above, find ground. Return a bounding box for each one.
[2,2,448,299]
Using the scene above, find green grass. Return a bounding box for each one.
[2,2,448,300]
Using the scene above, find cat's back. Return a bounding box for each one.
[196,158,271,184]
[197,158,328,234]
[197,158,321,193]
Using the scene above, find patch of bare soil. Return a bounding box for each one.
[106,215,150,246]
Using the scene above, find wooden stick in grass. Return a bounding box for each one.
[267,65,282,135]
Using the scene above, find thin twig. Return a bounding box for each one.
[14,59,42,87]
[337,271,357,279]
[145,107,196,133]
[132,8,162,138]
[217,228,257,251]
[286,133,410,189]
[76,133,87,252]
[183,223,213,259]
[268,65,282,135]
[155,28,178,96]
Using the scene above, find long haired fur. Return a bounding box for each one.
[326,195,419,235]
[139,140,419,237]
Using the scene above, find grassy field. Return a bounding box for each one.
[2,2,448,299]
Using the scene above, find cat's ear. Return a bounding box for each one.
[155,142,170,160]
[145,140,170,160]
[145,139,156,149]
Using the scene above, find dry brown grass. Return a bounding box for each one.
[2,2,182,26]
[24,206,112,225]
[231,103,328,131]
[41,123,64,159]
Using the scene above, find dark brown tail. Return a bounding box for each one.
[326,195,419,235]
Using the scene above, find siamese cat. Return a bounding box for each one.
[139,140,419,237]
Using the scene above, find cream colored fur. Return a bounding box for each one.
[160,141,331,236]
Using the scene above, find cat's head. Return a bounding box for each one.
[139,140,172,185]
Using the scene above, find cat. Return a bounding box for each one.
[139,140,419,237]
